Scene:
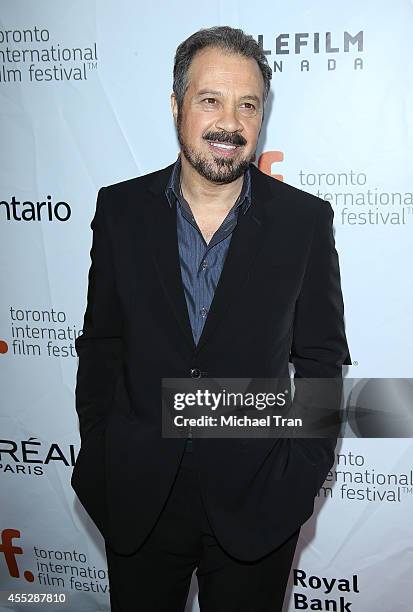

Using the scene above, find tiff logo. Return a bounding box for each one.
[0,528,34,581]
[258,151,284,181]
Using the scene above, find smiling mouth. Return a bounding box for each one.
[208,141,240,150]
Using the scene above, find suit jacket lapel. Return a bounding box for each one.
[142,164,196,352]
[142,162,275,355]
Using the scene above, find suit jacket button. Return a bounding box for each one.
[190,368,201,378]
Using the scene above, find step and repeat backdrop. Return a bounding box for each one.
[1,1,412,611]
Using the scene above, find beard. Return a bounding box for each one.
[176,110,255,185]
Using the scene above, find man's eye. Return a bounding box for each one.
[203,98,217,104]
[241,102,255,110]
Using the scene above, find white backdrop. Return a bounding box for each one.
[1,1,412,610]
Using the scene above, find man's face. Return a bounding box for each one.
[171,46,265,184]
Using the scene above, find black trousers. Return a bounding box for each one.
[105,444,300,612]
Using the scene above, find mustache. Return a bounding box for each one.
[203,131,247,147]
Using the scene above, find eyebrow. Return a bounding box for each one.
[195,90,262,106]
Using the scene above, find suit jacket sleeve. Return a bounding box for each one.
[289,200,351,474]
[74,187,123,441]
[290,199,351,376]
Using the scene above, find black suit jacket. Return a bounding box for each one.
[71,161,351,561]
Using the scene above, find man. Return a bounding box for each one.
[71,26,351,612]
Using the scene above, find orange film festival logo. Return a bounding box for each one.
[0,528,34,582]
[257,151,284,181]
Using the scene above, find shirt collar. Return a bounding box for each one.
[165,155,252,215]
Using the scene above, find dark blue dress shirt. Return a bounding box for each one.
[165,156,251,344]
[165,156,252,451]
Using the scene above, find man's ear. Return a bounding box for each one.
[171,93,178,124]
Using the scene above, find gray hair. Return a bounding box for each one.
[173,26,272,112]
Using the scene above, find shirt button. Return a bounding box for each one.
[200,307,208,317]
[201,260,208,270]
[190,368,201,378]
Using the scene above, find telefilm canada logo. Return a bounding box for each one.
[256,30,364,73]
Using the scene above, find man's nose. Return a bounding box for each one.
[215,105,243,135]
